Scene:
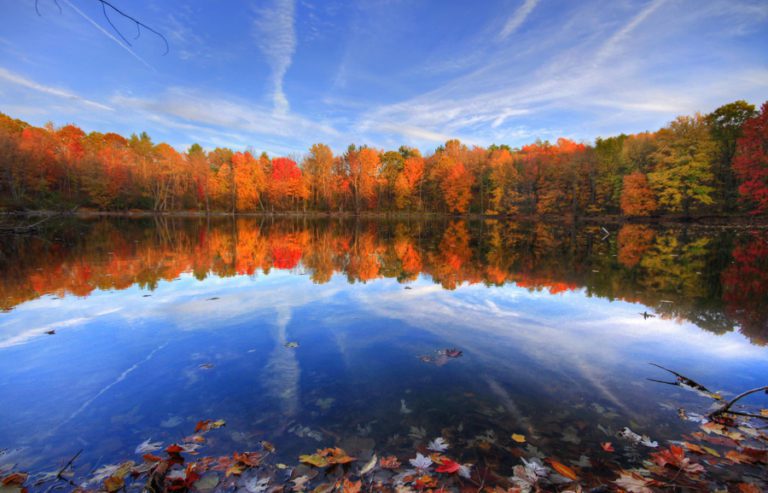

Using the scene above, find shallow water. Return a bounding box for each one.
[0,217,766,481]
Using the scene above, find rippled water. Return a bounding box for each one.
[0,217,766,481]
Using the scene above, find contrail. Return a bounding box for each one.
[52,341,169,432]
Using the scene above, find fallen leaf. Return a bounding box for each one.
[614,471,653,493]
[380,455,401,469]
[601,442,614,452]
[547,459,578,481]
[285,341,299,348]
[342,479,362,493]
[135,438,162,454]
[427,437,449,452]
[359,454,377,475]
[435,458,461,474]
[104,475,124,492]
[511,434,526,444]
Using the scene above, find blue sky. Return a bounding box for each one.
[1,0,766,155]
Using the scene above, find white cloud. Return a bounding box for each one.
[0,67,113,111]
[253,0,297,114]
[498,0,539,40]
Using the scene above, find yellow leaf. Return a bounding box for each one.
[210,419,226,429]
[225,464,244,477]
[299,454,330,468]
[104,476,124,493]
[511,434,526,443]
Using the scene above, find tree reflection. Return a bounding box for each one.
[0,218,764,344]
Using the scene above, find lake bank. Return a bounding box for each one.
[3,208,768,228]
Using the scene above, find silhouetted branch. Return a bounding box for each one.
[35,0,168,55]
[709,385,768,419]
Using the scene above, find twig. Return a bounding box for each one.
[709,386,768,419]
[34,0,168,55]
[56,449,82,481]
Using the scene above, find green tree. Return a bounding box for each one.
[707,100,756,211]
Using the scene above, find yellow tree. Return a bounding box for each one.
[303,143,334,209]
[233,151,266,212]
[648,114,717,215]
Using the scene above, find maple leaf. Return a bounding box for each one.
[427,437,449,452]
[650,445,704,475]
[409,453,433,471]
[380,455,401,469]
[601,442,614,452]
[435,458,461,474]
[614,471,653,493]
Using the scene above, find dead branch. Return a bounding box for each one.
[709,386,768,419]
[35,0,168,55]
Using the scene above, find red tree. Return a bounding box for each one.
[733,102,768,214]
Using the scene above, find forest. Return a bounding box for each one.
[0,101,766,217]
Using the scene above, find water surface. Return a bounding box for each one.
[0,217,766,480]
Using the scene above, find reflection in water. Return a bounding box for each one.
[0,217,767,486]
[0,217,765,343]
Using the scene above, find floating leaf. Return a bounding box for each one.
[435,458,461,474]
[409,453,432,471]
[299,454,329,468]
[104,475,124,492]
[614,471,653,493]
[600,442,614,452]
[359,454,377,475]
[380,455,401,469]
[135,438,162,454]
[427,437,449,452]
[511,433,526,443]
[285,341,299,348]
[546,459,578,481]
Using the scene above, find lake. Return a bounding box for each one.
[0,217,766,490]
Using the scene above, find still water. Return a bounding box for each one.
[0,217,766,483]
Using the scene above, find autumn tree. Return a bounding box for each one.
[487,147,520,214]
[732,102,768,215]
[648,114,717,215]
[233,151,266,212]
[707,100,756,211]
[302,143,335,210]
[620,171,657,216]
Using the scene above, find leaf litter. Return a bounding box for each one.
[3,365,766,492]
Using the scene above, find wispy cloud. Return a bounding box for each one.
[0,67,113,111]
[498,0,539,40]
[110,87,337,144]
[253,0,297,114]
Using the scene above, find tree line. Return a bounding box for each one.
[0,100,766,216]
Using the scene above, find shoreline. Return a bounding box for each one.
[2,209,767,227]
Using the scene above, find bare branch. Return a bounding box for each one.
[34,0,169,55]
[709,385,768,419]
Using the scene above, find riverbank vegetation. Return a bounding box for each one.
[0,101,766,217]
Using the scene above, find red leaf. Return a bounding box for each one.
[435,459,461,474]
